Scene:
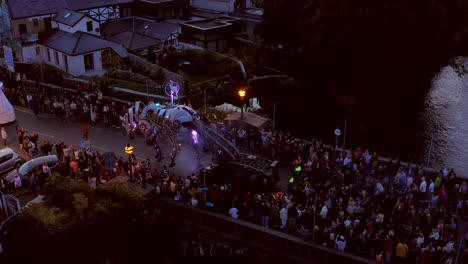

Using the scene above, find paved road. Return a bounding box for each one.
[3,106,290,198]
[7,106,213,177]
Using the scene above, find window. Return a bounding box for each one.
[63,54,68,71]
[0,154,12,164]
[86,21,93,32]
[35,47,40,55]
[19,24,27,35]
[121,7,131,17]
[84,54,94,71]
[55,51,59,65]
[47,48,51,61]
[32,18,39,27]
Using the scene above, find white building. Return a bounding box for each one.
[22,9,128,77]
[52,9,101,36]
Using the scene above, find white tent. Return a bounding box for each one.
[0,85,15,124]
[215,103,241,113]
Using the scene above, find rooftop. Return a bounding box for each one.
[229,8,264,22]
[39,28,128,57]
[106,31,161,51]
[6,0,134,19]
[101,17,178,41]
[181,16,240,30]
[52,9,87,27]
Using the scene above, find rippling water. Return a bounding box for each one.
[425,57,468,176]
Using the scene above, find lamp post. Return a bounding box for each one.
[238,89,246,120]
[334,127,341,161]
[124,143,135,181]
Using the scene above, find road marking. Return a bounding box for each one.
[31,131,57,138]
[14,106,35,116]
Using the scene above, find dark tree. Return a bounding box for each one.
[147,46,157,64]
[1,175,164,264]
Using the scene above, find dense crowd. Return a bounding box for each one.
[2,69,468,263]
[1,69,128,128]
[158,129,468,264]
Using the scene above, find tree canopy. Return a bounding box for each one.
[1,175,163,264]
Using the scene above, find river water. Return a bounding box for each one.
[424,57,468,177]
[268,58,468,177]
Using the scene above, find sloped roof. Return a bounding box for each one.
[65,0,134,11]
[39,28,128,58]
[106,31,161,51]
[53,9,86,27]
[101,17,178,41]
[6,0,134,19]
[224,112,269,129]
[6,0,67,19]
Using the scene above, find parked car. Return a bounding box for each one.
[0,148,23,175]
[6,155,60,185]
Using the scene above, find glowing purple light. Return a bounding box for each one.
[165,80,180,106]
[191,130,199,144]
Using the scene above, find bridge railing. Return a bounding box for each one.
[201,123,240,160]
[158,197,376,264]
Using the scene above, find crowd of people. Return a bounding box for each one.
[155,125,468,264]
[1,69,468,264]
[1,69,127,128]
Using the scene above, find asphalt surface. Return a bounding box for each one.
[8,106,212,176]
[4,106,291,201]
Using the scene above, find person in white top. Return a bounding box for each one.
[88,176,97,189]
[191,197,199,207]
[420,177,427,193]
[229,205,239,219]
[407,175,414,188]
[320,205,328,219]
[279,205,288,228]
[416,233,425,247]
[14,175,22,190]
[1,127,7,147]
[428,179,435,194]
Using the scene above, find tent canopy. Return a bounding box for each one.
[0,88,15,124]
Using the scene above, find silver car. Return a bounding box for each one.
[0,148,23,175]
[6,155,60,183]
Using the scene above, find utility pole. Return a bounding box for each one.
[204,90,207,116]
[273,103,276,133]
[203,169,207,208]
[145,79,149,102]
[343,115,348,148]
[455,234,464,264]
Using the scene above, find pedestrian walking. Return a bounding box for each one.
[1,127,7,147]
[169,148,176,167]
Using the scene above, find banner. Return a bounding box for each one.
[3,45,14,73]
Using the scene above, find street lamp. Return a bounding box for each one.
[238,89,246,119]
[124,143,135,181]
[334,127,341,161]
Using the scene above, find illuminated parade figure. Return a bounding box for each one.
[119,81,202,166]
[165,80,180,106]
